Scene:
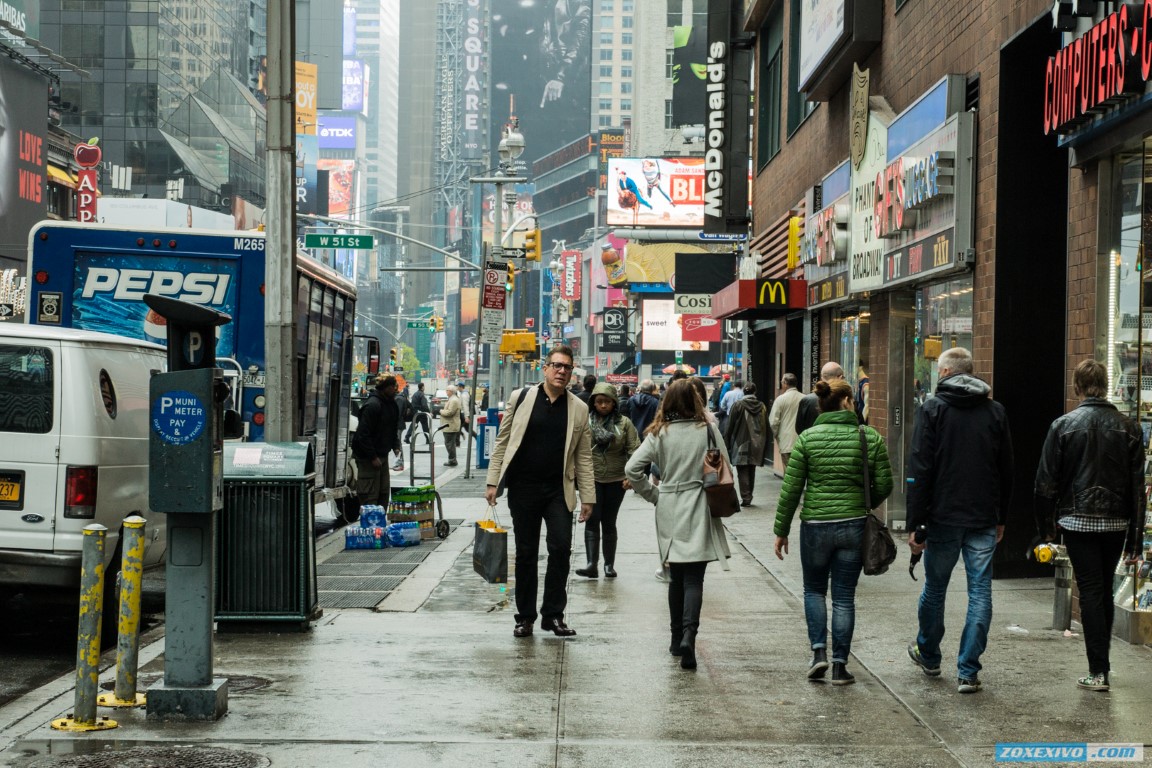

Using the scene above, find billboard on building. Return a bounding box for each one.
[318,158,355,217]
[798,0,845,89]
[342,4,356,57]
[295,61,318,135]
[462,0,486,159]
[318,114,357,149]
[296,134,320,215]
[641,299,710,352]
[606,158,705,228]
[0,0,40,40]
[671,22,707,127]
[342,60,366,112]
[489,0,591,168]
[0,57,48,270]
[595,129,625,190]
[703,0,752,234]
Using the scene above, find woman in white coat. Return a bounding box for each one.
[626,379,732,670]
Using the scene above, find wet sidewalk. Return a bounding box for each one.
[1,468,1150,768]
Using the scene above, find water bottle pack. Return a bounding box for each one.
[344,526,387,550]
[387,521,422,547]
[359,504,388,528]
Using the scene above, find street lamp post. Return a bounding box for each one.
[470,119,527,405]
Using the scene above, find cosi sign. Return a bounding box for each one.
[1043,2,1152,135]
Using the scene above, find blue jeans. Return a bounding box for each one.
[800,517,865,663]
[915,523,997,680]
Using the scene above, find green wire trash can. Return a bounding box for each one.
[215,442,320,629]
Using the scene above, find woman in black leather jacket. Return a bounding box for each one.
[1034,359,1146,692]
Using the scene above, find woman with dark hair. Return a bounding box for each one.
[773,378,893,685]
[1035,359,1146,692]
[577,382,641,578]
[625,379,732,670]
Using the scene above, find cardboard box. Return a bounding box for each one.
[388,509,436,539]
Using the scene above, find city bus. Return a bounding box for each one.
[24,221,357,503]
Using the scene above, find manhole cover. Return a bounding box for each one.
[98,675,272,694]
[28,745,271,768]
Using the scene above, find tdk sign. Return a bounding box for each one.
[317,116,357,149]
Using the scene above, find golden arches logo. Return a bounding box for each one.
[758,280,787,306]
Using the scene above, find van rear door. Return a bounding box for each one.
[0,340,60,552]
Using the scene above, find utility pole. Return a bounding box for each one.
[264,0,296,443]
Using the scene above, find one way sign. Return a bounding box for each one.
[0,304,14,318]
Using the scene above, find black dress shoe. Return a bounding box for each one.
[513,621,534,638]
[540,617,577,636]
[575,565,598,578]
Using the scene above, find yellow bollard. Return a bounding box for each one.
[99,516,147,708]
[52,524,118,731]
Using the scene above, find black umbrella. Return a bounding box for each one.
[909,527,928,580]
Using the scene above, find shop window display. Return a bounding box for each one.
[1106,145,1152,640]
[832,307,870,411]
[911,276,973,409]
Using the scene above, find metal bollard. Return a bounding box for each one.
[1052,548,1074,632]
[51,524,118,732]
[98,516,147,708]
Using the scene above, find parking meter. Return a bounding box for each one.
[143,294,231,721]
[146,294,231,514]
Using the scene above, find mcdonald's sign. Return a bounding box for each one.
[712,278,807,320]
[757,279,791,307]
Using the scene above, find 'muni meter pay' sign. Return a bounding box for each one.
[151,390,207,446]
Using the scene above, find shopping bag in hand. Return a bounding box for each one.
[473,506,508,583]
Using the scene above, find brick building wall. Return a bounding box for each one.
[1066,166,1100,412]
[746,0,1053,419]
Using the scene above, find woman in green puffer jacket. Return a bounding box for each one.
[773,378,893,686]
[576,382,641,578]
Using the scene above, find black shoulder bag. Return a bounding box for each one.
[859,425,896,576]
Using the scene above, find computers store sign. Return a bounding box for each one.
[1043,2,1152,135]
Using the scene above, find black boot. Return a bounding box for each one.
[807,648,829,680]
[831,662,855,686]
[668,571,683,657]
[603,528,618,578]
[575,528,599,578]
[679,629,698,669]
[680,568,702,670]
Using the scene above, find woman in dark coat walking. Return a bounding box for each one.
[626,380,732,670]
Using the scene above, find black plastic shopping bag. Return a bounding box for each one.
[473,506,508,584]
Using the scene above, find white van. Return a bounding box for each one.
[0,324,166,599]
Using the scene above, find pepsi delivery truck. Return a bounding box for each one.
[25,221,358,506]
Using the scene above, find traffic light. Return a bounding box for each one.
[524,228,541,261]
[427,316,436,332]
[435,316,445,332]
[389,347,397,367]
[505,263,516,292]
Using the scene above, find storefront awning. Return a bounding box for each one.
[712,279,807,320]
[46,165,77,189]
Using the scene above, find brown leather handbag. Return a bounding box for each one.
[704,425,741,518]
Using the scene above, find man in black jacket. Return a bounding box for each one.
[406,382,432,443]
[796,361,846,435]
[351,374,400,506]
[905,348,1014,695]
[1035,359,1146,692]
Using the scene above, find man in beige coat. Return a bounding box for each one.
[439,385,462,467]
[485,344,596,638]
[769,373,804,468]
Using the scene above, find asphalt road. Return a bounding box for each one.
[0,573,166,709]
